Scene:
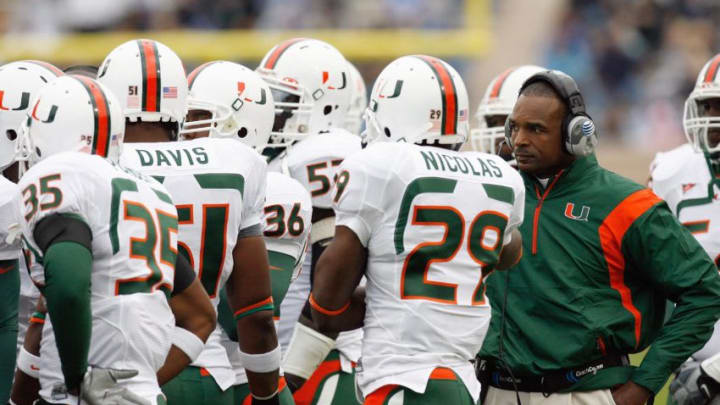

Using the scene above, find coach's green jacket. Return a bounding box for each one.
[480,155,720,394]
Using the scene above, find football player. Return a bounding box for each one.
[13,74,205,405]
[0,60,62,403]
[255,38,364,405]
[103,41,283,405]
[652,53,720,405]
[309,55,524,404]
[180,60,311,404]
[470,65,545,161]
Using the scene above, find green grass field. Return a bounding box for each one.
[630,351,671,404]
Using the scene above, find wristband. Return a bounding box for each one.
[239,344,281,373]
[172,326,205,362]
[17,346,41,378]
[310,217,335,244]
[29,311,46,324]
[309,292,349,316]
[234,297,274,321]
[282,322,335,379]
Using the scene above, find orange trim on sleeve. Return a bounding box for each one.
[364,384,400,405]
[29,316,45,325]
[309,292,350,316]
[598,188,661,348]
[233,297,273,317]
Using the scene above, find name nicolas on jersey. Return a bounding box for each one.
[420,150,503,178]
[134,147,209,167]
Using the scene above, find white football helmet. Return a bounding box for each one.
[0,60,63,171]
[256,38,352,147]
[344,61,367,135]
[181,61,275,151]
[471,65,546,153]
[685,54,720,156]
[97,39,188,139]
[364,55,469,148]
[16,75,124,169]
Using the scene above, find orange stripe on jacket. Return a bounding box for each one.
[293,359,342,405]
[598,188,661,348]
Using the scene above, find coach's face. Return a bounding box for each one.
[507,94,574,178]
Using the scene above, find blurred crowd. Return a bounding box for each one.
[544,0,720,148]
[3,0,720,149]
[1,0,464,33]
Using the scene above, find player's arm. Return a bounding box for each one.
[10,296,46,405]
[157,253,216,386]
[31,213,93,394]
[226,233,280,401]
[310,225,367,333]
[0,257,19,404]
[496,229,522,271]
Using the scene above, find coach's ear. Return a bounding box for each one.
[496,229,522,271]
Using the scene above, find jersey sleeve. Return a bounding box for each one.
[240,156,267,233]
[18,158,97,256]
[333,151,388,247]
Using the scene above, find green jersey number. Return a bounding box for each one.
[175,173,244,298]
[306,159,343,197]
[110,178,177,297]
[395,177,513,305]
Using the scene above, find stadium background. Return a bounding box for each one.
[5,0,720,401]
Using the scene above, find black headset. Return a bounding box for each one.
[504,70,598,157]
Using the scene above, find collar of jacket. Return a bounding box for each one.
[520,154,600,198]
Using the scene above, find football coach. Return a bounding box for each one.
[477,69,720,405]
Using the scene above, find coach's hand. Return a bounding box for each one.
[611,381,651,405]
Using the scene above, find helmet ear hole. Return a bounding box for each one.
[35,147,42,157]
[384,127,391,138]
[6,129,17,141]
[323,105,332,115]
[237,127,248,138]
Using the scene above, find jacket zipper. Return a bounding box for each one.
[531,170,564,255]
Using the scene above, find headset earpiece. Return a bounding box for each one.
[519,70,598,157]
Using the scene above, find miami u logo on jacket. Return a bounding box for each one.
[565,202,590,221]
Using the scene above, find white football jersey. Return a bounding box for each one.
[121,137,267,390]
[223,171,312,385]
[0,177,25,350]
[334,142,525,401]
[650,144,720,360]
[271,129,363,354]
[18,152,176,404]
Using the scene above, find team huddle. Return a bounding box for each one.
[0,37,720,405]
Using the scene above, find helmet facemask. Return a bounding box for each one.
[684,93,720,161]
[180,98,233,139]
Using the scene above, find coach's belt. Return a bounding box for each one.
[478,354,630,394]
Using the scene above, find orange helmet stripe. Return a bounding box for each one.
[416,55,458,135]
[138,40,161,112]
[489,67,515,99]
[704,54,720,83]
[23,60,64,77]
[74,76,111,158]
[262,38,306,70]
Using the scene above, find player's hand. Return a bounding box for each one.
[611,380,651,405]
[79,366,151,405]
